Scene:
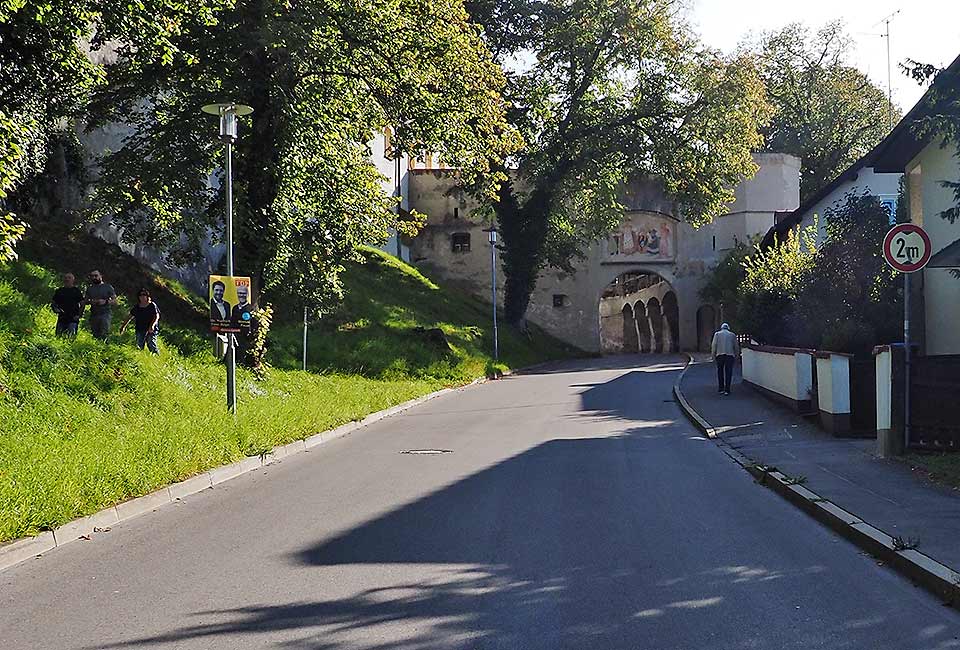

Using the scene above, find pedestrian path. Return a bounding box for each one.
[681,359,960,572]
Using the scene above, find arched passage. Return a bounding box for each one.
[598,270,678,354]
[621,304,639,353]
[634,301,651,352]
[697,305,717,352]
[646,298,663,353]
[662,292,679,353]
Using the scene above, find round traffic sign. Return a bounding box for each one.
[883,224,931,273]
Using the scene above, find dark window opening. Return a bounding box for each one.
[453,207,459,220]
[712,235,716,251]
[553,294,567,308]
[452,232,471,253]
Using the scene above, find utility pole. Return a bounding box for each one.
[876,9,901,129]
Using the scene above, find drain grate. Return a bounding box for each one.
[400,449,453,455]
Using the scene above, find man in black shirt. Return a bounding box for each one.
[120,288,160,354]
[51,273,84,336]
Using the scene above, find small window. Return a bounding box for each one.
[451,232,471,253]
[453,207,459,220]
[712,235,716,251]
[553,294,567,308]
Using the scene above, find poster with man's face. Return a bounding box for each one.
[209,275,254,333]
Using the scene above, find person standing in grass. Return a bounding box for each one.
[83,270,117,340]
[120,288,160,354]
[51,272,84,336]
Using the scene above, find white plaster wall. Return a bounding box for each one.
[368,130,411,262]
[875,348,892,430]
[789,167,901,245]
[742,348,799,400]
[743,348,814,403]
[816,357,834,413]
[729,153,801,214]
[911,142,960,355]
[817,355,851,415]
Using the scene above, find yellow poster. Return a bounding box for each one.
[209,275,254,333]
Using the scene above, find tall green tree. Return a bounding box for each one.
[753,22,897,202]
[468,0,769,327]
[0,0,231,259]
[89,0,515,312]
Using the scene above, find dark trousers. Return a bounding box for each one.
[716,355,735,392]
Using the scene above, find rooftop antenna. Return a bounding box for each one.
[874,9,902,129]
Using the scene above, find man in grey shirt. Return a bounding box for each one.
[84,269,118,340]
[711,323,740,396]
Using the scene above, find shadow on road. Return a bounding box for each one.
[92,360,956,650]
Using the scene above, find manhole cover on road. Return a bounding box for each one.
[400,449,453,455]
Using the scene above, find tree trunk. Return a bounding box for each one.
[497,180,549,329]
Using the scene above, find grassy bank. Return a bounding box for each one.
[0,243,577,542]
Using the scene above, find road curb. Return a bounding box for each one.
[673,360,960,609]
[0,377,488,574]
[673,353,716,438]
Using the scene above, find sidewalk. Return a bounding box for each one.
[680,359,960,573]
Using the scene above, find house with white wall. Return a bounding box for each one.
[871,53,960,356]
[760,153,901,249]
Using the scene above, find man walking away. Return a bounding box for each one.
[51,273,84,336]
[84,270,117,340]
[711,323,740,396]
[120,288,160,354]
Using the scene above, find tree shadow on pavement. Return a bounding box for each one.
[90,363,960,650]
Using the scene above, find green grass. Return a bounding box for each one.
[0,240,577,543]
[901,453,960,492]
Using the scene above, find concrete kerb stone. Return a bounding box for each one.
[168,472,213,501]
[116,487,173,522]
[672,361,960,609]
[53,507,120,547]
[673,353,716,438]
[0,371,498,574]
[0,532,56,567]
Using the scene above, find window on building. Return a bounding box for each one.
[553,294,567,308]
[453,207,459,220]
[451,232,471,253]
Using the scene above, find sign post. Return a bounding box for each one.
[882,223,932,450]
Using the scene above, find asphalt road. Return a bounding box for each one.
[2,356,959,649]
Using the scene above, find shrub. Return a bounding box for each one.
[794,192,901,355]
[737,224,817,346]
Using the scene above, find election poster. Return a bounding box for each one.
[209,275,254,333]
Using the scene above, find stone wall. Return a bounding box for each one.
[407,154,801,353]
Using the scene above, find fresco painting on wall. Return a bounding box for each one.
[606,213,676,262]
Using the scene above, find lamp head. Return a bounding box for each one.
[201,103,254,143]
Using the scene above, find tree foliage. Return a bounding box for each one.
[469,0,770,326]
[89,0,515,312]
[698,242,750,329]
[753,22,896,202]
[737,223,817,347]
[794,193,901,354]
[731,193,901,354]
[0,0,231,259]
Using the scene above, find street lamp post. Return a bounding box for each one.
[202,102,254,414]
[483,226,499,361]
